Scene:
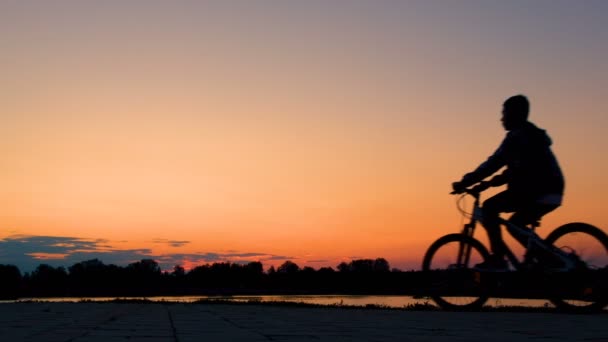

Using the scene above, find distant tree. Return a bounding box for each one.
[336,259,390,273]
[373,258,390,272]
[210,262,232,284]
[127,259,161,275]
[301,266,316,274]
[31,264,68,282]
[68,259,108,293]
[0,264,21,278]
[244,261,263,275]
[267,265,276,275]
[318,267,335,274]
[210,262,231,272]
[172,265,186,277]
[0,264,22,298]
[29,264,68,295]
[125,259,162,292]
[350,259,374,273]
[187,264,210,287]
[69,259,105,277]
[337,262,350,273]
[277,261,300,274]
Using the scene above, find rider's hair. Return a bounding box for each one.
[504,95,529,122]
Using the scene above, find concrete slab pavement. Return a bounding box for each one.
[0,302,606,341]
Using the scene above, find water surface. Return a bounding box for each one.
[4,295,555,308]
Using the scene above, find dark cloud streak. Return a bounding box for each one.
[151,239,191,248]
[0,235,293,272]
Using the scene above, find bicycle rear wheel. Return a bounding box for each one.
[544,222,608,312]
[422,234,491,310]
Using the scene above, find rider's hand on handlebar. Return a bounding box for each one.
[451,181,466,194]
[452,180,491,195]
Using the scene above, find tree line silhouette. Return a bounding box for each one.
[2,257,589,300]
[1,258,432,299]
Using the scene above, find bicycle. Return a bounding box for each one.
[422,181,608,311]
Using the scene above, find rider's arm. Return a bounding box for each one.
[459,134,512,187]
[488,170,508,187]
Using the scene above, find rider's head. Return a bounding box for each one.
[502,95,529,131]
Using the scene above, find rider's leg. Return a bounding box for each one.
[508,204,560,266]
[481,192,516,260]
[507,204,560,247]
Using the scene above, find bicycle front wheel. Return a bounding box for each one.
[422,234,491,310]
[544,222,608,312]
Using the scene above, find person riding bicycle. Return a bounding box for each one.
[452,95,565,271]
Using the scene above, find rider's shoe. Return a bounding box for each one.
[473,255,509,272]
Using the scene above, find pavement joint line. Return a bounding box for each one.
[166,305,179,342]
[17,307,94,341]
[200,305,273,341]
[221,312,272,340]
[66,303,144,341]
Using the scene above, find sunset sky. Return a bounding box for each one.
[1,1,607,272]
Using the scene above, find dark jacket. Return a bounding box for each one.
[461,121,564,202]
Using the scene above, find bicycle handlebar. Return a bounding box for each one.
[450,181,491,196]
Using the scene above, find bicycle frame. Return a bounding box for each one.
[460,191,577,271]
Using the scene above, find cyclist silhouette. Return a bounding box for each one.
[452,95,565,270]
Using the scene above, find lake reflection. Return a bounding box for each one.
[8,295,555,308]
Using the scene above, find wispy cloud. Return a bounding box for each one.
[26,252,70,260]
[151,239,191,248]
[307,259,330,263]
[263,254,296,261]
[0,235,292,272]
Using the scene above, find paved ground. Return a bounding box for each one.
[0,302,606,341]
